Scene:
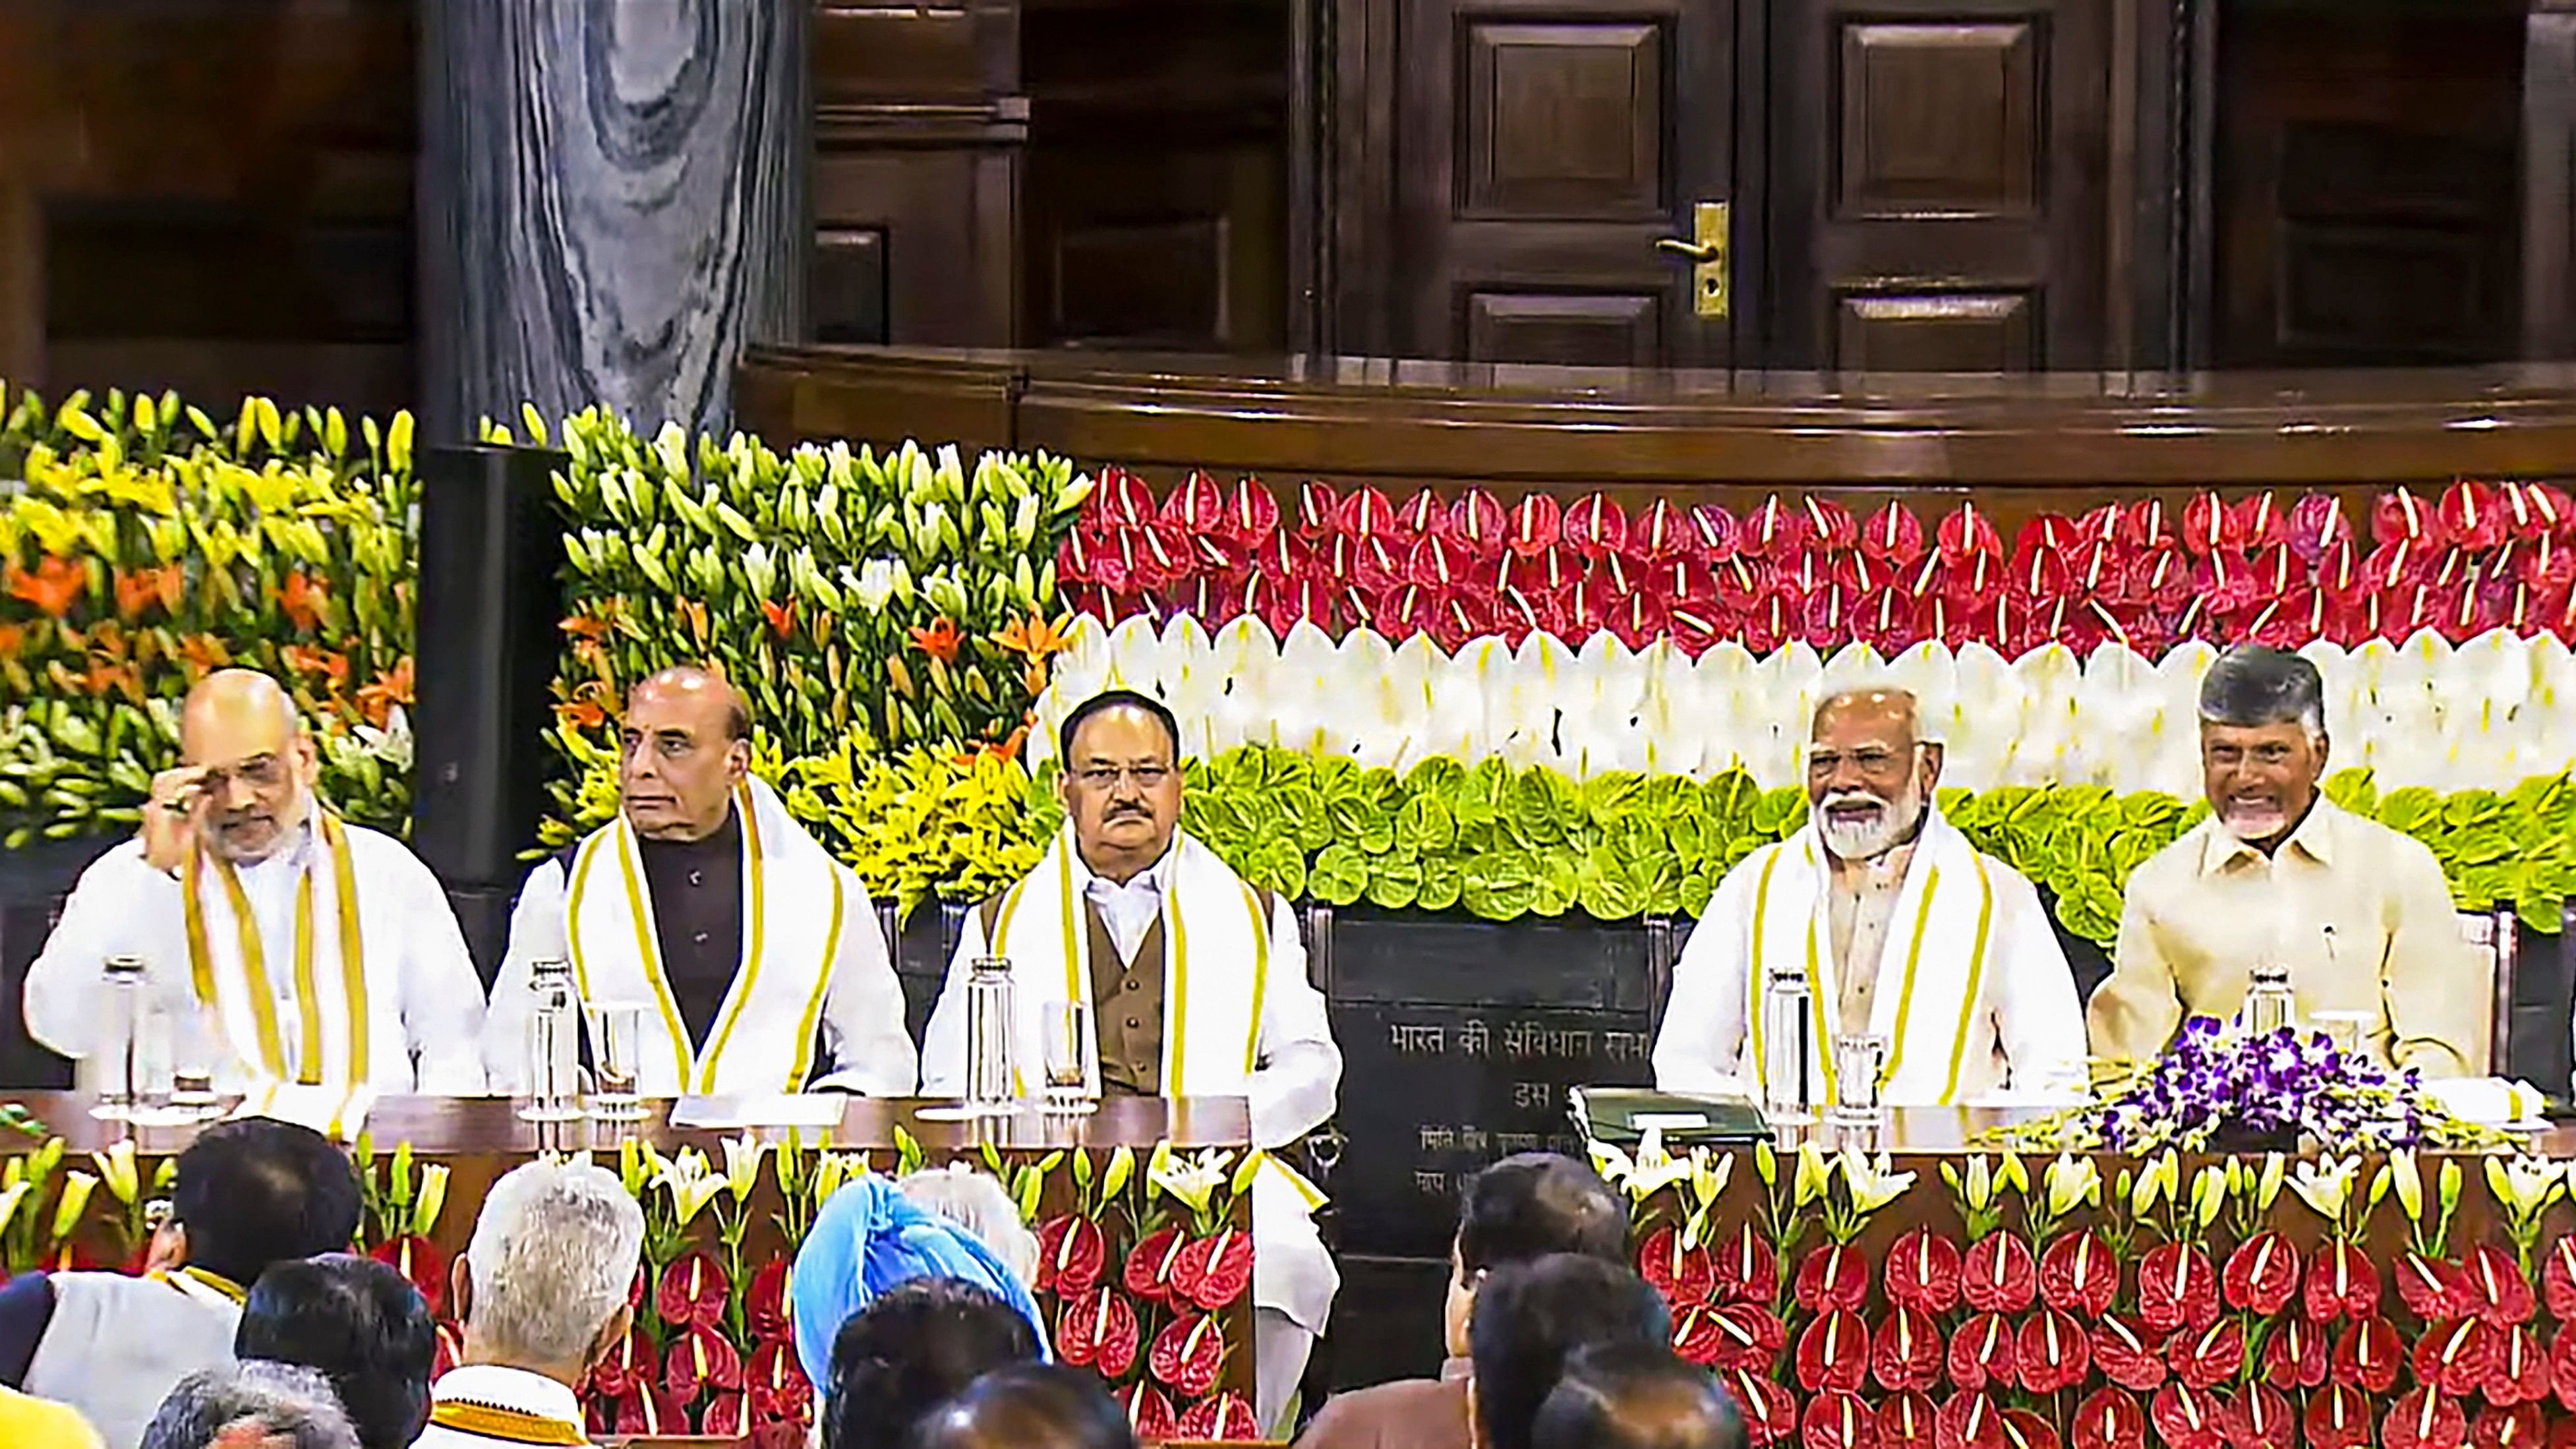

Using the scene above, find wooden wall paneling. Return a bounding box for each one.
[1769,0,2113,372]
[1288,0,1325,352]
[1386,0,1736,368]
[811,1,1026,349]
[1328,0,1401,357]
[2525,3,2576,360]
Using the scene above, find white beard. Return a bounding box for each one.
[1817,783,1923,862]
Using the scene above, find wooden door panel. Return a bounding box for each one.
[1772,0,2107,370]
[1390,0,1732,368]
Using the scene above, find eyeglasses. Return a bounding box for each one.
[1805,744,1924,782]
[1070,763,1175,790]
[200,754,289,792]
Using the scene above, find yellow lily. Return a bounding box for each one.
[413,1166,452,1237]
[1149,1148,1235,1216]
[49,1171,98,1243]
[2044,1155,2102,1218]
[722,1135,768,1203]
[1687,1148,1733,1213]
[91,1142,138,1208]
[657,1148,725,1227]
[1794,1143,1833,1208]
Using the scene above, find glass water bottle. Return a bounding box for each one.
[1761,965,1817,1125]
[519,959,582,1122]
[964,956,1020,1115]
[83,956,154,1119]
[2245,962,2297,1040]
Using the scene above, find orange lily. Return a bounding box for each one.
[991,612,1076,661]
[281,643,349,688]
[761,598,797,640]
[0,622,22,660]
[276,571,329,633]
[553,679,618,732]
[676,597,709,647]
[177,634,233,679]
[112,568,171,622]
[909,617,962,664]
[84,657,140,703]
[357,656,416,728]
[6,557,86,619]
[559,611,612,643]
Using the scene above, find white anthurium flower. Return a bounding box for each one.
[1100,614,1167,694]
[1817,641,1888,697]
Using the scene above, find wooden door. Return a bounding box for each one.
[1383,0,1736,367]
[1765,0,2113,370]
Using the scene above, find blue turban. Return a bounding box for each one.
[790,1174,1053,1394]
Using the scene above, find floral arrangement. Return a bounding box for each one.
[1998,1018,2500,1156]
[0,386,418,846]
[1593,1133,2576,1448]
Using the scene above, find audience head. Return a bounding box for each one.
[168,1119,362,1292]
[898,1166,1041,1286]
[236,1255,434,1449]
[1532,1344,1747,1449]
[178,670,316,865]
[824,1278,1043,1449]
[1471,1255,1674,1449]
[793,1175,1051,1396]
[1806,687,1939,862]
[910,1362,1137,1449]
[1055,690,1184,879]
[140,1361,357,1449]
[1448,1153,1629,1357]
[2196,645,2329,847]
[453,1160,644,1380]
[620,665,753,842]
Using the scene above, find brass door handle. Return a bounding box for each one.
[1654,237,1720,263]
[1655,201,1730,319]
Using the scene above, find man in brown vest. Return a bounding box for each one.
[923,689,1341,1434]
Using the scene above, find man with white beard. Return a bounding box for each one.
[1653,688,2084,1106]
[2089,646,2478,1074]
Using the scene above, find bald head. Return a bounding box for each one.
[1805,687,1938,863]
[179,670,315,863]
[618,666,751,841]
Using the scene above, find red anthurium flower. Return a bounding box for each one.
[701,1390,749,1437]
[1562,494,1630,560]
[1947,1313,2017,1392]
[2306,1239,2382,1322]
[1711,1303,1789,1373]
[2490,1324,2551,1407]
[1796,1311,1872,1394]
[1798,1244,1871,1314]
[2398,1251,2465,1321]
[2197,550,2262,613]
[664,1324,744,1401]
[1887,1229,1964,1315]
[1036,1214,1108,1296]
[1937,502,2003,562]
[1098,466,1156,527]
[2459,1245,2537,1326]
[2122,545,2193,609]
[1116,1384,1177,1442]
[745,1261,790,1343]
[1742,495,1809,559]
[1652,558,1716,608]
[1877,1392,1939,1449]
[1687,502,1741,562]
[2384,1388,2470,1449]
[1405,535,1465,591]
[1057,1286,1143,1376]
[656,1249,730,1329]
[2171,1318,2244,1390]
[1506,492,1561,556]
[1667,603,1727,657]
[1608,591,1669,650]
[1800,585,1853,648]
[1672,1305,1727,1368]
[1716,555,1778,610]
[2541,1238,2576,1322]
[2304,1382,2376,1449]
[2181,491,2235,556]
[1174,1226,1254,1311]
[2259,1313,2326,1391]
[1803,496,1858,550]
[1729,1367,1796,1446]
[1351,535,1406,595]
[1862,502,1925,566]
[1960,1235,2037,1315]
[2219,1384,2293,1449]
[2070,1388,2145,1449]
[1633,498,1689,561]
[2551,1326,2576,1409]
[589,1326,655,1398]
[1178,1393,1260,1441]
[2332,1315,2404,1393]
[1800,1390,1876,1449]
[1451,488,1507,556]
[2221,1231,2301,1316]
[1935,1391,2006,1449]
[612,1388,693,1438]
[746,1341,812,1425]
[1857,588,1928,651]
[2417,1318,2498,1397]
[2290,491,2355,560]
[2092,1316,2167,1392]
[2473,1404,2545,1449]
[1295,479,1340,538]
[2119,496,2174,549]
[2138,1242,2221,1335]
[1637,1225,1718,1305]
[1999,1409,2060,1449]
[431,1319,463,1380]
[2018,1309,2090,1394]
[1125,1225,1191,1303]
[1160,470,1225,534]
[2150,1384,2225,1449]
[2014,545,2071,602]
[2038,1231,2117,1318]
[1219,475,1279,546]
[1716,1223,1780,1306]
[1148,1313,1226,1398]
[2443,479,2507,548]
[2233,491,2289,550]
[2376,485,2442,545]
[369,1235,448,1318]
[1336,485,1398,541]
[1395,488,1446,543]
[1875,1305,1947,1393]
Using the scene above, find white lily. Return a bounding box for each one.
[721,1135,768,1203]
[91,1141,138,1208]
[1794,1142,1833,1208]
[1687,1148,1733,1213]
[1622,1129,1693,1203]
[0,1182,30,1239]
[2044,1154,2102,1217]
[1839,1150,1917,1213]
[1587,1140,1637,1195]
[2287,1156,2358,1222]
[2486,1155,2563,1218]
[657,1147,725,1227]
[1149,1148,1235,1216]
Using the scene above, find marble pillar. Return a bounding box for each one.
[419,0,807,441]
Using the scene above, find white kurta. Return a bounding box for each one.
[923,829,1342,1334]
[485,779,917,1097]
[24,819,488,1094]
[1653,810,2085,1106]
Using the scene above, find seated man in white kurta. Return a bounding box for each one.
[486,666,916,1096]
[923,689,1341,1435]
[26,669,486,1094]
[1653,687,2085,1107]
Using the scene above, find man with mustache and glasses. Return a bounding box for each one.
[923,689,1340,1436]
[26,669,486,1093]
[1653,687,2083,1106]
[2089,645,2479,1075]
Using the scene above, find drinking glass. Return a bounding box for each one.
[1043,1000,1098,1115]
[2310,1009,2372,1060]
[1827,1034,1888,1125]
[584,1002,647,1122]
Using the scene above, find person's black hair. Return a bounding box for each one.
[1056,690,1181,765]
[725,695,753,742]
[908,1362,1138,1449]
[237,1255,436,1449]
[1533,1343,1747,1449]
[826,1278,1043,1449]
[1458,1152,1630,1276]
[2198,645,2326,734]
[173,1117,363,1290]
[1471,1255,1674,1449]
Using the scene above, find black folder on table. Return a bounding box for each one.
[1567,1086,1771,1146]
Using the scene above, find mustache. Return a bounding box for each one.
[1819,790,1888,814]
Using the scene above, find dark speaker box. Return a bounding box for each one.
[411,444,569,888]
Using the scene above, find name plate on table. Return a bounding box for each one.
[668,1094,848,1133]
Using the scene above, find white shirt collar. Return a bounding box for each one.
[430,1363,586,1427]
[1070,836,1177,901]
